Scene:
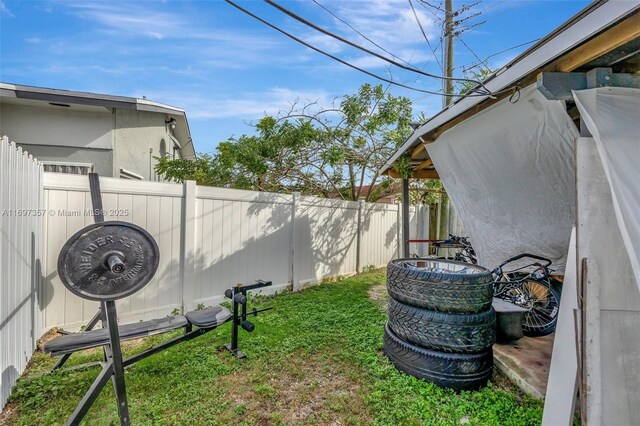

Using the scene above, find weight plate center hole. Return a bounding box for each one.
[104,251,126,274]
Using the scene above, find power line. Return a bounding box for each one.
[417,0,442,23]
[457,38,540,71]
[457,36,486,70]
[225,0,499,98]
[311,0,414,68]
[478,0,505,14]
[459,0,533,36]
[262,0,492,92]
[408,0,443,72]
[419,0,446,13]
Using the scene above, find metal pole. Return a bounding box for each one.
[402,178,410,258]
[356,200,363,273]
[88,173,104,223]
[104,301,130,426]
[231,289,239,350]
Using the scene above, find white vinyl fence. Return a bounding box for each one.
[0,137,44,407]
[41,174,427,331]
[0,153,428,407]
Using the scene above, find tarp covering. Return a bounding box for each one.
[573,87,640,290]
[426,84,578,271]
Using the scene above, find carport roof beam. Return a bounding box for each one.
[537,68,640,100]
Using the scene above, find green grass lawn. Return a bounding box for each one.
[2,270,543,425]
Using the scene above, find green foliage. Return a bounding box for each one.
[155,84,414,201]
[7,271,544,425]
[456,66,496,95]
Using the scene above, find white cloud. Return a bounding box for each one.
[62,2,184,39]
[327,0,439,49]
[288,0,440,74]
[348,49,433,69]
[137,87,336,120]
[0,0,14,17]
[61,1,280,45]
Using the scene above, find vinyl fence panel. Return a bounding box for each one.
[42,174,184,330]
[0,137,44,407]
[360,203,401,268]
[294,197,360,287]
[188,186,294,308]
[39,175,406,329]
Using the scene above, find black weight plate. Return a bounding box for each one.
[58,221,160,301]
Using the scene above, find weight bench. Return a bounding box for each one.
[45,306,230,357]
[45,289,272,369]
[46,173,273,426]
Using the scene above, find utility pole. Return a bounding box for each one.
[442,0,454,108]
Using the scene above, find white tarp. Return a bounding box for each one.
[573,87,640,290]
[426,84,578,271]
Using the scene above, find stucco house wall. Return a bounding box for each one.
[0,101,115,176]
[113,109,175,180]
[0,83,195,179]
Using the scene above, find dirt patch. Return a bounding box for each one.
[0,402,18,426]
[219,355,371,425]
[491,370,532,405]
[36,327,62,351]
[368,284,388,311]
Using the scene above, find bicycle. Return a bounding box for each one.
[427,234,478,265]
[492,253,562,337]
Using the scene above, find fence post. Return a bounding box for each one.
[356,200,364,273]
[181,180,196,312]
[290,192,299,291]
[396,203,401,258]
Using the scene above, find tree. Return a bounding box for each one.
[156,83,414,202]
[456,66,496,95]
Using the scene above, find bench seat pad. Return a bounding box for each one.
[44,316,189,355]
[184,306,232,328]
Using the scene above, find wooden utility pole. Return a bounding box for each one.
[438,0,455,238]
[442,0,455,108]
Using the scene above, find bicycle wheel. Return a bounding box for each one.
[511,279,561,336]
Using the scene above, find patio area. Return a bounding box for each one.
[0,270,543,426]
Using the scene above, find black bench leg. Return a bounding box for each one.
[65,363,113,426]
[104,301,131,426]
[52,353,72,371]
[52,309,103,371]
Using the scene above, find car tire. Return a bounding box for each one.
[383,323,493,391]
[387,297,496,353]
[387,258,494,313]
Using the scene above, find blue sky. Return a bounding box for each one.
[1,0,589,153]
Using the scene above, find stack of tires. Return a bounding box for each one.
[384,258,496,391]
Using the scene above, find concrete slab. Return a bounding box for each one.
[493,334,554,400]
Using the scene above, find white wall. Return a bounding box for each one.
[0,101,184,180]
[189,186,294,307]
[0,137,44,408]
[576,137,640,425]
[0,102,113,149]
[113,109,179,181]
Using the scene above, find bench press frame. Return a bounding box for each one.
[49,173,272,425]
